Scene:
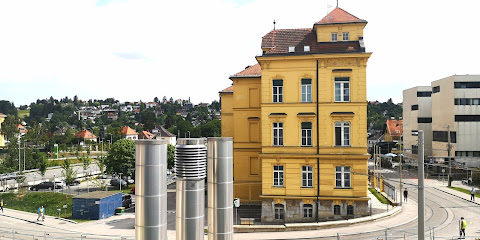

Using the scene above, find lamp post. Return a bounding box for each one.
[119,173,123,192]
[53,174,56,192]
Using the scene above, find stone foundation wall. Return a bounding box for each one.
[262,199,369,222]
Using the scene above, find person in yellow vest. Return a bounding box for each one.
[0,199,3,212]
[37,206,45,221]
[460,217,467,239]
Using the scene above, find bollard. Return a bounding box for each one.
[135,140,168,240]
[207,138,233,240]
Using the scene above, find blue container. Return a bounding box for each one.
[72,191,122,220]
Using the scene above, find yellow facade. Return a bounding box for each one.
[221,7,372,222]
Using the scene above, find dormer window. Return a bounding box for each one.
[304,46,310,52]
[288,46,295,53]
[342,32,349,41]
[331,33,338,42]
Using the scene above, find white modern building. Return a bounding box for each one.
[404,75,480,167]
[403,86,433,165]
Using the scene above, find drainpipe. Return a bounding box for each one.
[316,59,320,223]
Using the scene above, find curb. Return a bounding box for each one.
[0,209,77,225]
[433,187,480,206]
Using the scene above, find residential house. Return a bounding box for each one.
[17,124,28,137]
[152,126,176,146]
[75,129,97,145]
[384,118,403,142]
[121,126,138,140]
[138,131,154,139]
[220,8,371,222]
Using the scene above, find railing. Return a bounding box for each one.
[383,181,396,203]
[0,226,134,240]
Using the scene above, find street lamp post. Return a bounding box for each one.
[119,173,123,192]
[53,174,56,192]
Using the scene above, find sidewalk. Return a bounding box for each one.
[0,178,476,239]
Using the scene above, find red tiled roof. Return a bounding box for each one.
[0,113,6,117]
[315,7,367,25]
[231,64,261,78]
[17,124,28,133]
[219,85,234,93]
[121,126,138,135]
[75,130,97,139]
[138,131,154,139]
[261,28,361,55]
[386,120,403,137]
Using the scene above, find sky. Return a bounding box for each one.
[0,0,479,106]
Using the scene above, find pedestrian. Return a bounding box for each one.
[37,206,45,221]
[470,187,475,201]
[403,188,408,203]
[459,217,467,239]
[0,199,3,212]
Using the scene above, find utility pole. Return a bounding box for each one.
[418,130,425,240]
[447,125,452,187]
[399,135,403,205]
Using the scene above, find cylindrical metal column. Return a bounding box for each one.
[176,138,207,240]
[135,140,168,240]
[207,138,233,240]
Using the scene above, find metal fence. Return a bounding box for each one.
[0,226,134,240]
[383,181,397,202]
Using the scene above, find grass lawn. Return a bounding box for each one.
[0,192,73,219]
[18,109,30,119]
[107,184,135,194]
[369,187,388,204]
[448,186,480,198]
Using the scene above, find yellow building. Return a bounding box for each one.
[0,113,6,148]
[221,7,371,222]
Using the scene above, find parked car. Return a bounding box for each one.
[110,178,127,188]
[69,179,81,186]
[122,194,133,208]
[30,182,62,191]
[1,172,17,181]
[54,181,66,188]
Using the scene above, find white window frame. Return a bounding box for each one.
[331,32,338,42]
[335,166,351,188]
[303,204,313,218]
[342,32,349,41]
[273,165,284,187]
[301,79,312,103]
[334,77,350,102]
[273,122,284,146]
[301,122,312,146]
[335,122,350,146]
[272,80,283,103]
[302,165,313,187]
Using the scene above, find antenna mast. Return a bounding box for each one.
[273,19,276,30]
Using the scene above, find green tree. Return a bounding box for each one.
[61,159,77,186]
[105,139,135,179]
[36,152,49,180]
[0,115,19,141]
[97,156,106,177]
[167,144,175,169]
[82,154,91,174]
